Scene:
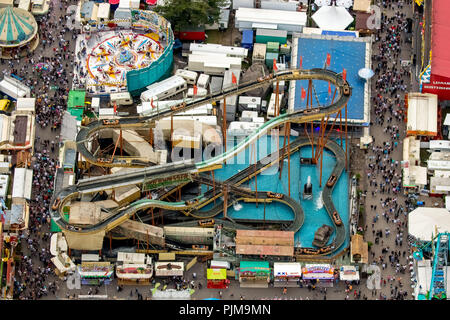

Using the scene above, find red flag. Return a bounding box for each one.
[193,85,198,95]
[273,59,278,71]
[342,68,347,82]
[301,87,306,101]
[328,82,331,95]
[299,56,303,69]
[231,72,237,84]
[113,102,117,113]
[326,53,331,67]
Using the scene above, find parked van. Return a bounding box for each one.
[110,92,133,106]
[175,69,198,85]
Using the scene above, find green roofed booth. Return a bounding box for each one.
[67,90,86,121]
[0,5,39,59]
[239,261,271,288]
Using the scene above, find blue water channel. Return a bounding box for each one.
[198,135,349,254]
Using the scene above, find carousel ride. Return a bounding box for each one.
[85,32,164,89]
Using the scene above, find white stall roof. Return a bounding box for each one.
[12,167,33,200]
[273,262,302,277]
[428,160,450,171]
[403,136,420,163]
[312,5,354,31]
[408,207,450,241]
[16,98,36,112]
[430,140,450,151]
[339,265,360,281]
[407,93,438,136]
[403,165,427,188]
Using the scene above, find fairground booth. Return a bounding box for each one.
[301,264,335,286]
[339,265,360,283]
[273,262,302,287]
[207,268,230,289]
[77,261,114,285]
[154,262,184,278]
[239,261,271,288]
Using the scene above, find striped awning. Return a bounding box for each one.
[0,6,37,47]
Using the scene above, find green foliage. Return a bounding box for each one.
[154,0,228,31]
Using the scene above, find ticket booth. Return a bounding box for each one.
[207,269,230,289]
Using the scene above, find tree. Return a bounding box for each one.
[154,0,228,31]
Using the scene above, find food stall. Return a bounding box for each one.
[154,261,184,277]
[339,265,360,282]
[116,252,153,284]
[239,261,271,288]
[301,264,335,286]
[78,261,114,285]
[207,268,230,289]
[273,262,302,287]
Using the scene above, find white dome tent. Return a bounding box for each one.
[312,4,354,31]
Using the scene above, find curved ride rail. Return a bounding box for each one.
[76,68,350,167]
[51,67,351,256]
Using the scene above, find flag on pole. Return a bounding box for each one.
[328,82,332,95]
[301,87,306,101]
[193,85,198,95]
[273,59,278,71]
[231,72,237,84]
[326,53,331,67]
[113,102,117,113]
[342,68,347,81]
[299,56,303,69]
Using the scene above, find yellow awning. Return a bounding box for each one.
[207,268,227,280]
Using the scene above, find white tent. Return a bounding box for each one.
[312,5,354,31]
[406,92,438,136]
[408,207,450,241]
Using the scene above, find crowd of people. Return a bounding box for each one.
[0,0,424,301]
[362,0,415,300]
[3,0,78,300]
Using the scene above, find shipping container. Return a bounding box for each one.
[265,52,279,69]
[176,26,206,42]
[255,28,288,44]
[241,29,254,50]
[261,0,299,11]
[209,76,224,95]
[252,43,266,64]
[266,41,280,53]
[232,0,254,9]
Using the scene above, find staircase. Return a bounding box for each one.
[429,233,449,299]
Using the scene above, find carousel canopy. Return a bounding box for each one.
[0,6,37,48]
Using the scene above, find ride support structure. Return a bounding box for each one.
[301,76,349,187]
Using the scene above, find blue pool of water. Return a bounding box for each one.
[294,37,367,124]
[199,135,350,254]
